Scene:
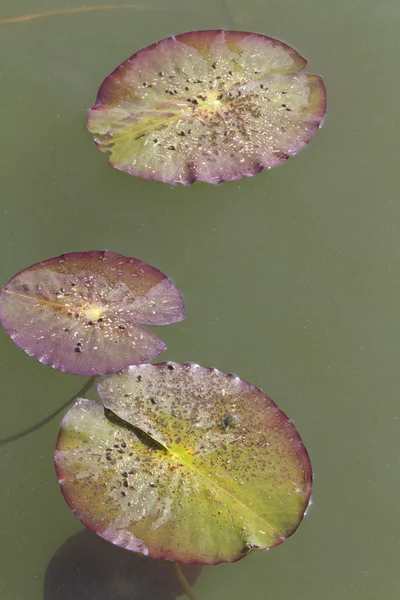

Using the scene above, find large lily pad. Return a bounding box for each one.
[87,30,326,185]
[0,252,185,375]
[55,363,312,564]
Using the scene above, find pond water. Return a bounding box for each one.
[0,0,399,599]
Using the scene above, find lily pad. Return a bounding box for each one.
[55,363,312,564]
[0,252,185,375]
[87,30,326,185]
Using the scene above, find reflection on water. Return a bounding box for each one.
[44,529,202,600]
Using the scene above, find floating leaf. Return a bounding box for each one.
[55,363,312,564]
[0,252,185,375]
[87,30,326,185]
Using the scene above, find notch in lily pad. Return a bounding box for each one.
[87,29,326,185]
[0,252,185,375]
[55,362,312,565]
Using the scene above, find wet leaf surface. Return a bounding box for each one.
[87,30,326,184]
[55,362,312,564]
[0,252,185,375]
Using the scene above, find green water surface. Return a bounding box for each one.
[0,0,399,599]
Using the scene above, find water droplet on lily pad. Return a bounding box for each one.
[87,30,326,185]
[55,362,312,564]
[0,252,185,375]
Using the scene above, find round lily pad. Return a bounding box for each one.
[55,363,312,564]
[87,30,326,185]
[0,252,185,375]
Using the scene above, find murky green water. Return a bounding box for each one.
[0,0,399,598]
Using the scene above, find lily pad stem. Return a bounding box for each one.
[173,562,200,600]
[0,4,213,26]
[0,376,96,446]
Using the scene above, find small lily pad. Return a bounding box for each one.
[0,252,185,375]
[87,30,326,185]
[55,363,312,564]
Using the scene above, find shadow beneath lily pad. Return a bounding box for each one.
[44,529,202,600]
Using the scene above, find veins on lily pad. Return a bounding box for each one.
[87,30,327,185]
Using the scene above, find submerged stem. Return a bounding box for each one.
[173,562,200,600]
[0,376,96,446]
[0,4,214,26]
[0,4,150,24]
